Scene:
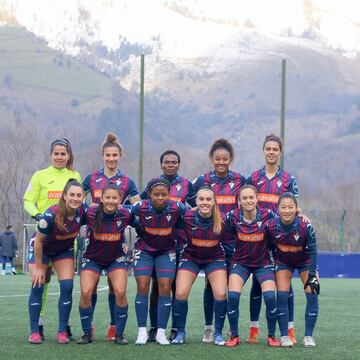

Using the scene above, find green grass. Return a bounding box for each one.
[0,276,359,360]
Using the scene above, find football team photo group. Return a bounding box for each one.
[24,132,320,349]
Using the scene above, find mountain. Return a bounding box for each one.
[0,0,359,204]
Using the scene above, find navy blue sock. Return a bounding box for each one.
[91,293,97,321]
[79,306,92,335]
[114,304,128,335]
[249,278,262,322]
[149,303,158,328]
[227,291,240,337]
[203,284,214,326]
[263,291,277,337]
[135,294,148,327]
[158,295,172,329]
[173,298,188,333]
[58,279,73,332]
[108,293,116,326]
[288,285,295,323]
[305,293,318,336]
[214,299,227,336]
[171,294,177,329]
[277,291,289,336]
[28,285,44,333]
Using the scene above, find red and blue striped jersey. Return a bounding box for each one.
[226,207,276,267]
[37,204,86,256]
[267,216,317,274]
[83,168,138,204]
[83,205,133,266]
[247,166,298,211]
[179,210,226,264]
[131,199,186,253]
[141,175,196,207]
[193,170,246,247]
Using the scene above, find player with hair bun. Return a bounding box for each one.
[82,132,140,340]
[193,138,246,342]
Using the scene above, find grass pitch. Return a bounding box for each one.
[0,276,359,360]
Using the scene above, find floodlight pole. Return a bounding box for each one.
[138,54,145,191]
[280,59,286,169]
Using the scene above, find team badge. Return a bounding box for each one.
[76,216,80,223]
[166,214,172,222]
[294,233,300,241]
[176,184,182,192]
[38,219,48,229]
[277,180,282,188]
[229,181,234,189]
[117,220,122,228]
[116,179,122,186]
[257,221,262,228]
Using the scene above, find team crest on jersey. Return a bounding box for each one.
[166,214,172,222]
[76,216,80,223]
[38,219,48,229]
[294,233,300,241]
[116,179,122,187]
[277,180,282,188]
[117,220,122,228]
[257,221,262,228]
[229,181,234,189]
[176,184,182,192]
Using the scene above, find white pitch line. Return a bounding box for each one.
[0,286,109,298]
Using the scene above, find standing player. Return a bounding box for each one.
[172,186,227,346]
[24,138,81,340]
[82,132,140,340]
[77,183,134,345]
[225,185,279,347]
[246,134,299,344]
[193,138,246,342]
[28,179,85,344]
[268,193,319,347]
[131,178,186,345]
[141,150,196,341]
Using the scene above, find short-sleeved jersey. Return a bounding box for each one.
[131,200,186,254]
[141,175,196,207]
[226,207,276,267]
[193,170,246,246]
[247,166,298,212]
[37,204,86,256]
[83,205,133,266]
[180,210,225,264]
[83,169,138,205]
[23,166,82,217]
[268,216,317,274]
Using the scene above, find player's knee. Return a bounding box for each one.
[213,290,226,301]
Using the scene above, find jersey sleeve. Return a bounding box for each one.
[246,173,254,185]
[36,210,55,236]
[306,223,317,275]
[289,176,299,197]
[140,184,150,200]
[176,201,186,216]
[186,181,197,208]
[130,201,142,216]
[23,171,41,217]
[128,178,139,199]
[224,211,235,232]
[192,175,205,192]
[82,174,91,194]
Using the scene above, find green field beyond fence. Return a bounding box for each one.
[0,276,359,360]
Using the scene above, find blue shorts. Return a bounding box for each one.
[230,263,275,284]
[178,258,227,276]
[80,257,130,275]
[28,248,74,265]
[275,262,309,274]
[133,249,176,279]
